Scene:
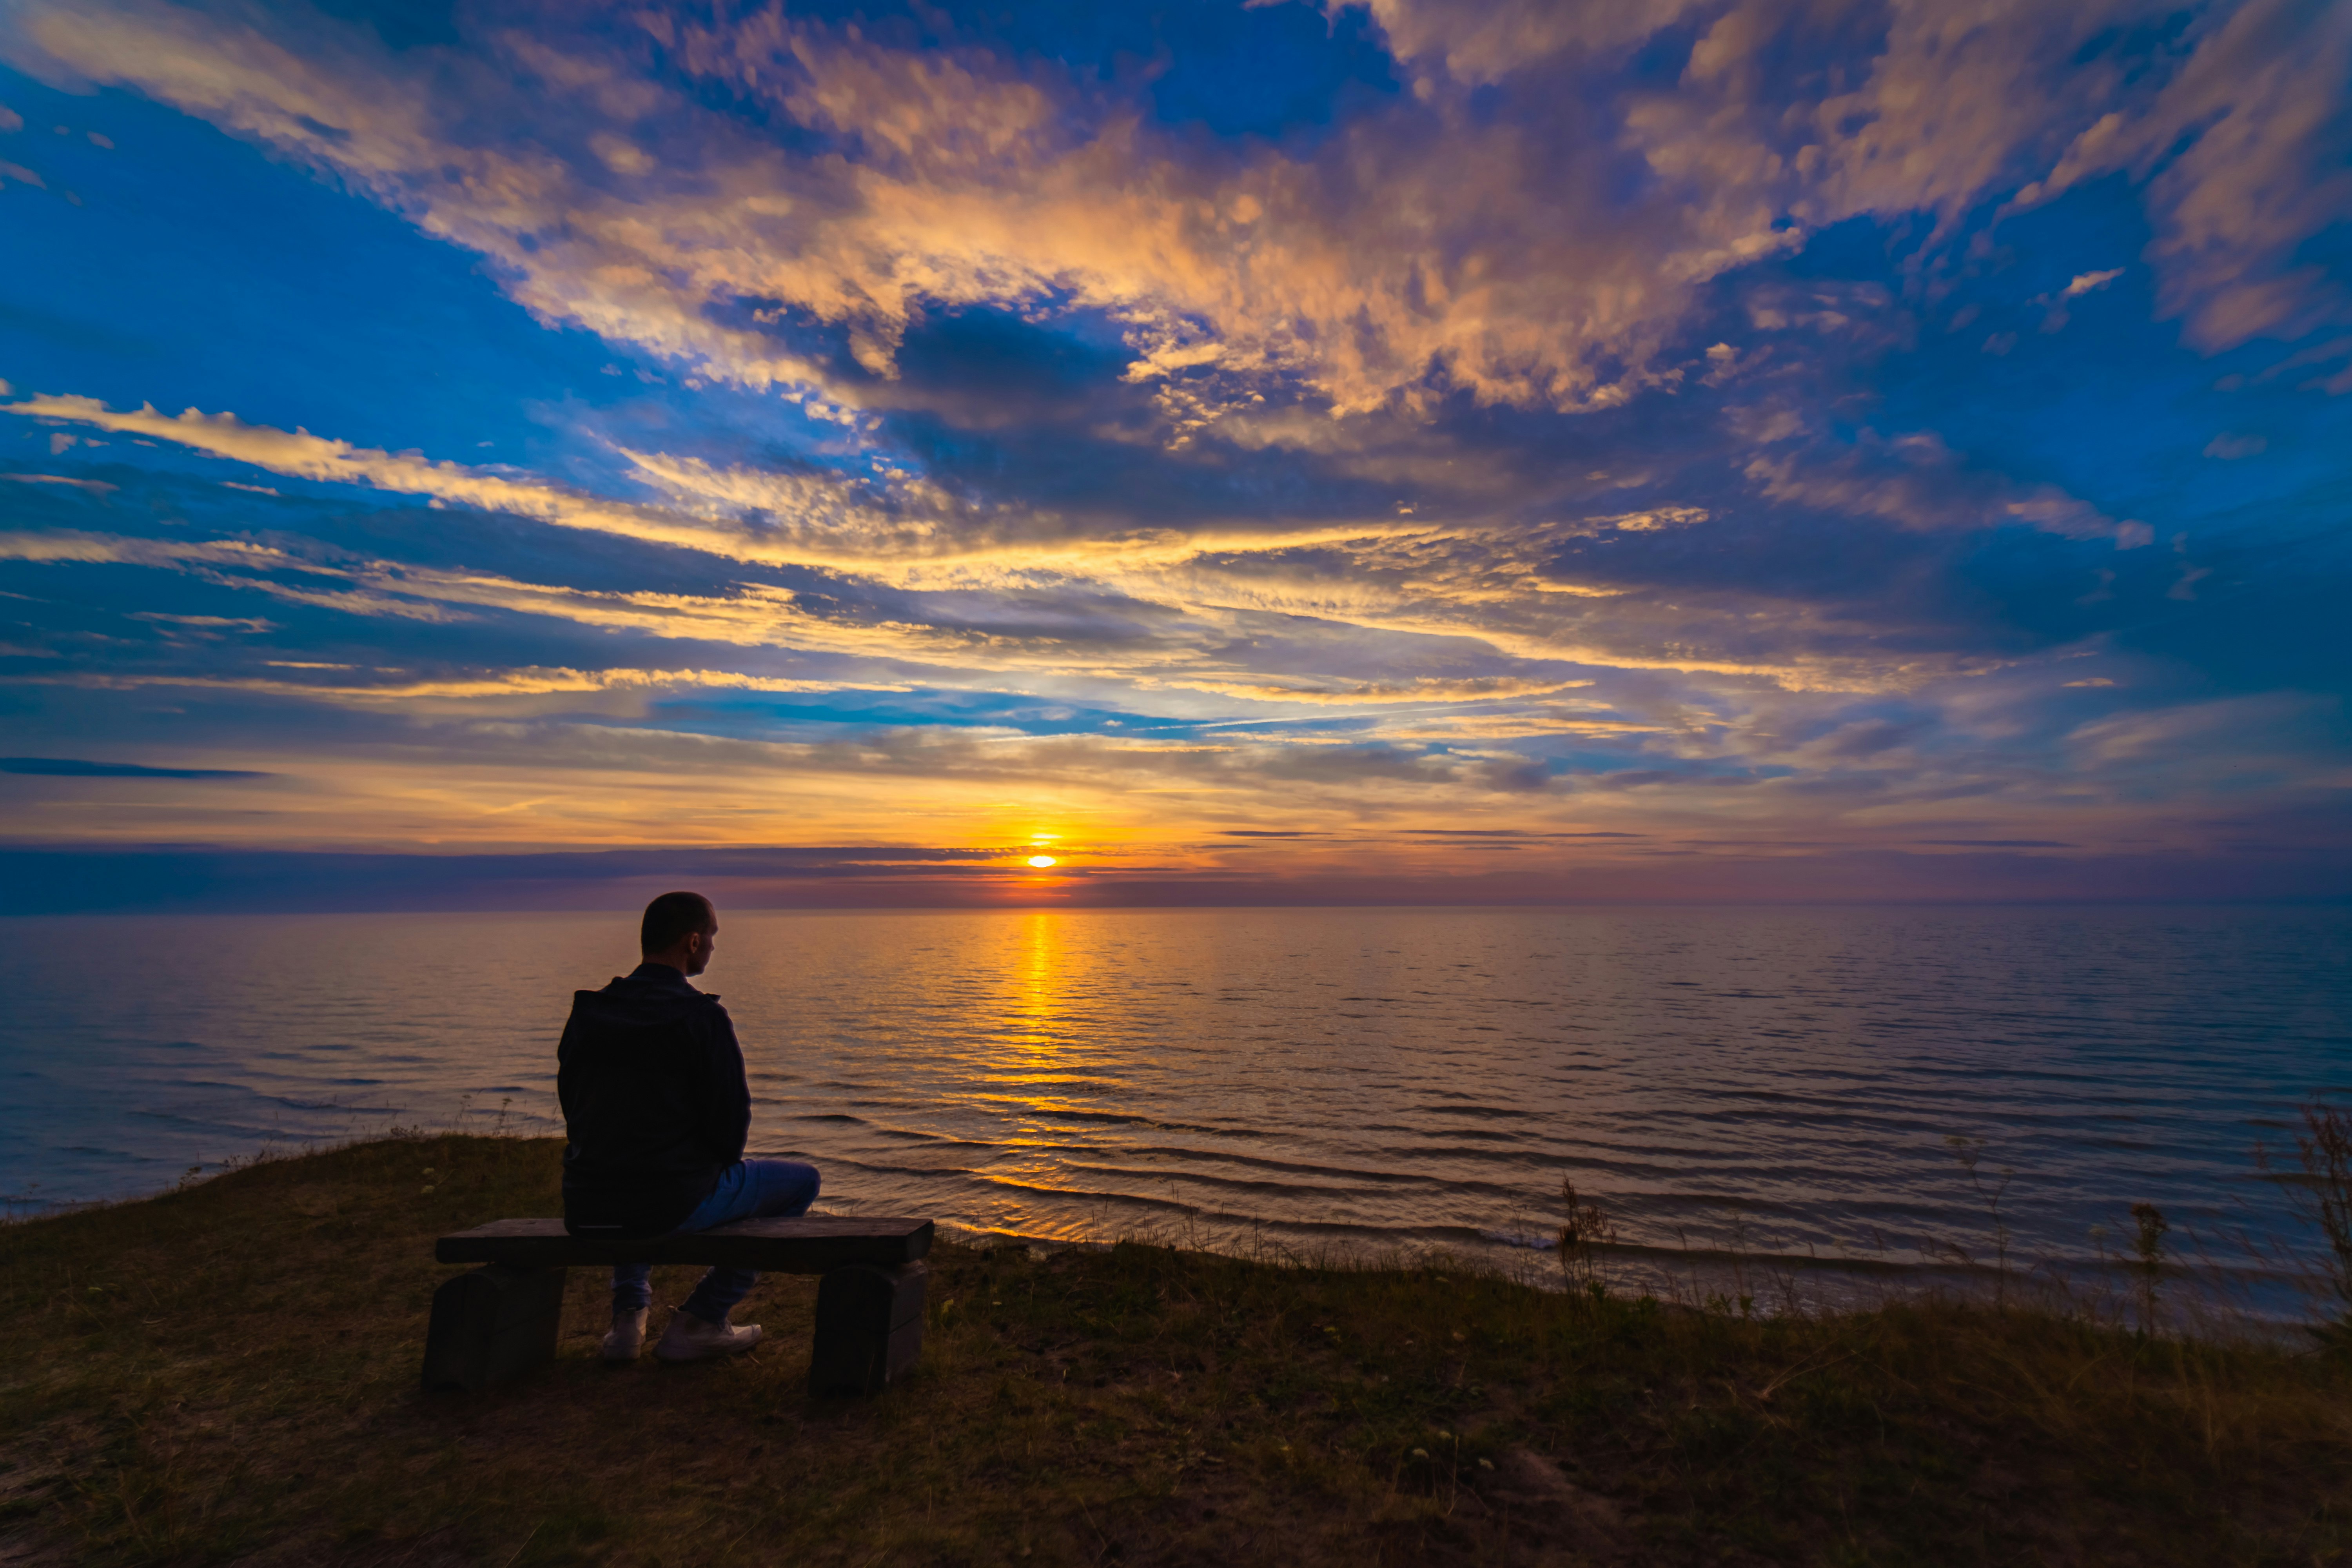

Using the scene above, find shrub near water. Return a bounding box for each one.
[1,1135,2350,1566]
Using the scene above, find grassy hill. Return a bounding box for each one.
[2,1134,2347,1565]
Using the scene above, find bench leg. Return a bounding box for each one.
[809,1260,927,1395]
[420,1263,566,1392]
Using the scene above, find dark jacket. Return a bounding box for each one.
[557,962,750,1238]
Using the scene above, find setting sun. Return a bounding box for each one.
[1025,855,1058,869]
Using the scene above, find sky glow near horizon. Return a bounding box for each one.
[0,0,2348,908]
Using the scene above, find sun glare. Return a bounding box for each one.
[1026,854,1058,869]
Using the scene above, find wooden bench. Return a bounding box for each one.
[422,1216,932,1396]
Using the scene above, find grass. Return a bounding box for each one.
[3,1135,2350,1566]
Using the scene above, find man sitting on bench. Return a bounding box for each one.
[557,890,820,1364]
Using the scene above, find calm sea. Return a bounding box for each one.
[5,906,2348,1310]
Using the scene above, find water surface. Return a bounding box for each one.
[4,906,2346,1310]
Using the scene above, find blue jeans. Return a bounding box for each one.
[611,1159,820,1324]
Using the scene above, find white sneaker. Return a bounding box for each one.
[653,1310,763,1363]
[602,1308,650,1363]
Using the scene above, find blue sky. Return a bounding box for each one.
[0,0,2347,909]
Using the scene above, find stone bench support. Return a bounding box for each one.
[421,1216,933,1396]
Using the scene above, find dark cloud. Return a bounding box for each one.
[0,843,1015,915]
[0,757,270,779]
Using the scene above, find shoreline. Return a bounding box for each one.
[6,1125,2332,1341]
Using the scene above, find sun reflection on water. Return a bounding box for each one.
[1016,910,1057,1049]
[966,910,1123,1240]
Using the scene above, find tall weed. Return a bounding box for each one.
[1555,1176,1616,1296]
[2289,1100,2352,1347]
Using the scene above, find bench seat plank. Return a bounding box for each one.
[436,1216,933,1272]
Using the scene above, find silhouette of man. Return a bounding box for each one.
[557,891,820,1363]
